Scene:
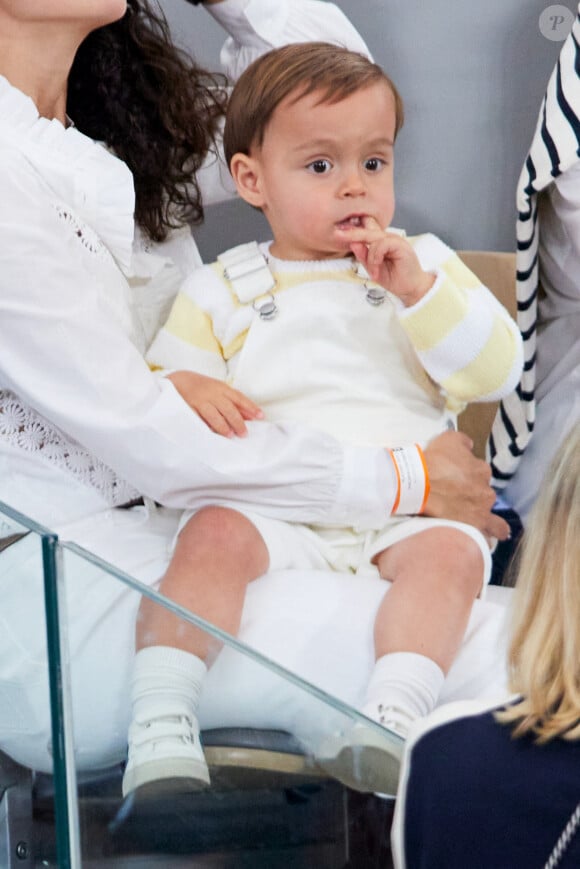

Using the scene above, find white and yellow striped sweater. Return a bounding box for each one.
[148,233,523,449]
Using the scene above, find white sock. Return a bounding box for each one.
[362,652,445,725]
[131,645,207,722]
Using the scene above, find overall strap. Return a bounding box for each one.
[217,242,276,303]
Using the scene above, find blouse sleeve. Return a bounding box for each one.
[0,154,393,530]
[206,0,371,80]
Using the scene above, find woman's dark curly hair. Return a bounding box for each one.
[68,0,228,242]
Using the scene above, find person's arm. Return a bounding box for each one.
[146,264,230,380]
[421,431,508,540]
[146,246,509,539]
[347,224,524,409]
[0,157,506,536]
[146,265,265,438]
[397,234,524,409]
[0,155,391,530]
[202,0,371,80]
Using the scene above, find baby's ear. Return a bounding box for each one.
[230,153,265,208]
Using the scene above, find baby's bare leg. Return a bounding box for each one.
[373,526,484,672]
[324,528,486,795]
[125,507,269,797]
[136,506,270,662]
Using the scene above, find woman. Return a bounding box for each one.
[490,4,580,525]
[392,426,580,868]
[0,0,507,774]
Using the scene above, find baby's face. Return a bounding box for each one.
[250,80,397,261]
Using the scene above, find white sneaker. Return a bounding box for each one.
[316,712,407,797]
[368,703,414,739]
[122,711,210,798]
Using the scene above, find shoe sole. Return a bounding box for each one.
[122,757,210,799]
[318,740,402,796]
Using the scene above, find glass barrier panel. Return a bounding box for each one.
[0,500,78,868]
[55,537,400,868]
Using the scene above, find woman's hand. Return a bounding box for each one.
[422,431,510,541]
[168,370,264,438]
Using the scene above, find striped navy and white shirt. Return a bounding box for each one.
[490,6,580,486]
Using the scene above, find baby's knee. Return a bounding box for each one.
[381,526,487,598]
[177,507,267,572]
[180,506,252,549]
[438,528,486,597]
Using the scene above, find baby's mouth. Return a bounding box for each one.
[336,215,365,230]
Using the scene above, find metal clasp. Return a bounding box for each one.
[365,284,386,306]
[252,293,278,320]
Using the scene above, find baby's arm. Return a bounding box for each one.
[147,265,263,437]
[166,370,263,438]
[348,220,435,306]
[395,235,524,408]
[345,220,523,408]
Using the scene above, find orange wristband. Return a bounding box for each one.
[388,444,430,515]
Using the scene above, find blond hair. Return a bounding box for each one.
[223,42,404,168]
[497,426,580,741]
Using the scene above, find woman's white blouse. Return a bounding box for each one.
[0,1,394,532]
[207,0,371,81]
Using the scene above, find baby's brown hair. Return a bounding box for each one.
[223,42,404,167]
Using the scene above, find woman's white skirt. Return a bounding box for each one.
[0,504,511,774]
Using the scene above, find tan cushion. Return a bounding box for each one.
[455,251,517,459]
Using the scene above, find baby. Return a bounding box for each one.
[123,42,523,798]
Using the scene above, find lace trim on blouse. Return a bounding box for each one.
[0,390,139,507]
[51,203,108,258]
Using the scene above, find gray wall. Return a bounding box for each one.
[160,0,576,259]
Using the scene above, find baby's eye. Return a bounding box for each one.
[364,157,385,172]
[307,159,332,174]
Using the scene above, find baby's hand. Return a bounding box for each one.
[342,217,434,306]
[167,370,264,437]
